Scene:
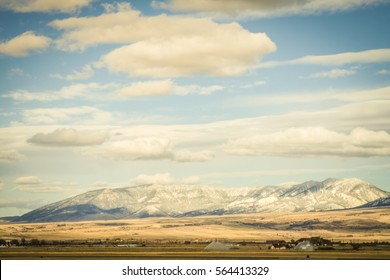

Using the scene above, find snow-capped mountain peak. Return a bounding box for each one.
[14,178,389,222]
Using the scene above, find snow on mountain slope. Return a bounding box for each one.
[14,178,389,222]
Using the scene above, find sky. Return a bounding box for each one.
[0,0,390,217]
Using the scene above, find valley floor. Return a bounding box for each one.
[0,208,389,259]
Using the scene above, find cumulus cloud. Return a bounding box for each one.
[223,127,390,157]
[27,128,109,147]
[84,137,214,162]
[130,173,200,185]
[153,0,388,17]
[0,0,93,13]
[50,3,276,77]
[117,80,224,98]
[87,138,173,161]
[21,106,113,125]
[0,31,51,57]
[102,31,275,77]
[260,48,390,68]
[14,176,41,184]
[0,150,25,162]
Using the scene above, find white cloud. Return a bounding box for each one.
[50,3,276,77]
[14,176,41,184]
[307,68,357,79]
[102,31,275,77]
[0,31,51,57]
[27,128,109,147]
[84,137,215,162]
[117,79,224,98]
[0,150,25,162]
[130,173,200,185]
[153,0,388,17]
[21,106,113,125]
[0,0,93,13]
[53,64,94,81]
[222,127,390,157]
[5,83,116,102]
[86,138,173,161]
[260,48,390,68]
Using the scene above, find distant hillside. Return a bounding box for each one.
[357,194,390,208]
[11,178,389,223]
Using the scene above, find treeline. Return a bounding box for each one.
[0,238,101,246]
[0,238,139,246]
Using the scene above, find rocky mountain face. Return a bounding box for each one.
[13,178,389,223]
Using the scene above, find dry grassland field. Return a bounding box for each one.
[1,208,390,259]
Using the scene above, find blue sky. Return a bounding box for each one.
[0,0,390,216]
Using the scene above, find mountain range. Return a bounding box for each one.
[11,178,389,223]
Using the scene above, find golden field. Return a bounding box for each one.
[1,208,390,259]
[1,208,389,242]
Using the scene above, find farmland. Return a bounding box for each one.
[1,208,389,259]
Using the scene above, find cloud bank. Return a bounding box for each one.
[223,127,390,157]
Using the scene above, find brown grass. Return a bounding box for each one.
[0,208,389,243]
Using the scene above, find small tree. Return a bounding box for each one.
[30,239,40,246]
[10,239,19,246]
